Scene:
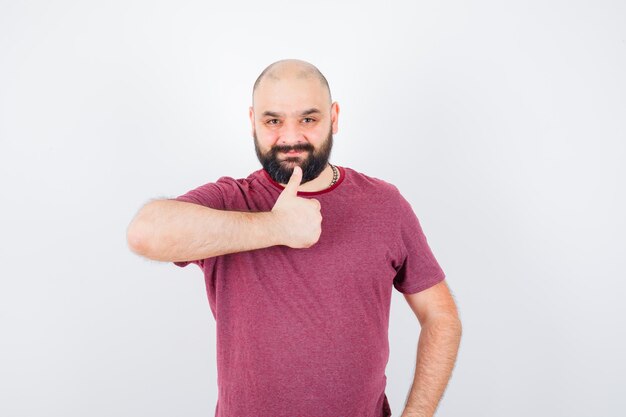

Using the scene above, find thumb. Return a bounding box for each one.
[283,165,302,196]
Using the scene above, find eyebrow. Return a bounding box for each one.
[261,108,322,118]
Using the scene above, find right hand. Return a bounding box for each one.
[271,165,322,248]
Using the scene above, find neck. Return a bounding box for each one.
[278,163,338,192]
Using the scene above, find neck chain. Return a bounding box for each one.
[328,163,339,188]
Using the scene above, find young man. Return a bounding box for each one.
[127,59,462,417]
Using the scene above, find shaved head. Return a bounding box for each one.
[249,59,339,186]
[252,59,332,105]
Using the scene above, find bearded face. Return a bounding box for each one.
[253,125,334,185]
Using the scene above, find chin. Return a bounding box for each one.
[282,158,305,166]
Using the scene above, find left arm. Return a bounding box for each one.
[400,280,462,417]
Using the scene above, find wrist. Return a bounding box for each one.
[257,211,283,247]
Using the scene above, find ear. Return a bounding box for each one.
[330,102,340,134]
[248,106,255,137]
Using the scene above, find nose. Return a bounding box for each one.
[278,119,305,147]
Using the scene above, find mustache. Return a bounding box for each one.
[272,144,314,153]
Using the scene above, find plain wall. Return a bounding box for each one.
[1,1,625,416]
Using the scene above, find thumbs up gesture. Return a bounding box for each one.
[271,165,323,248]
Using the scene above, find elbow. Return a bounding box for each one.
[423,314,462,336]
[126,217,149,256]
[453,316,463,338]
[444,313,462,335]
[126,202,158,257]
[450,316,463,344]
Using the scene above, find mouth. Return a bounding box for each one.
[281,150,306,156]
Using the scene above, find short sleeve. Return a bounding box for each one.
[172,181,224,208]
[170,181,225,269]
[392,191,446,294]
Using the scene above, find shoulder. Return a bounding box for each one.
[211,169,261,190]
[342,166,401,197]
[344,167,398,192]
[207,169,266,198]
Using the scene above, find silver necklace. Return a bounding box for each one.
[328,163,339,188]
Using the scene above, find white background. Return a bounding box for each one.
[1,1,625,416]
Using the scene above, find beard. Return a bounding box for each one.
[253,126,334,185]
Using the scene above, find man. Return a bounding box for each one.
[126,59,462,417]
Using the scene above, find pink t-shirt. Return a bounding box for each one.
[173,165,446,417]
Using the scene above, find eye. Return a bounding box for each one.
[302,117,316,123]
[266,119,280,125]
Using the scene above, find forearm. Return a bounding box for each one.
[402,316,462,417]
[127,199,279,261]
